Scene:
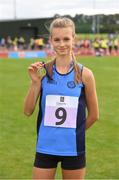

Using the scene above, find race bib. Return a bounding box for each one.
[44,95,78,128]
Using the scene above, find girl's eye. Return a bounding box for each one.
[54,38,60,42]
[53,37,70,42]
[64,38,70,41]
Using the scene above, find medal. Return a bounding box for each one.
[37,62,46,77]
[37,68,46,77]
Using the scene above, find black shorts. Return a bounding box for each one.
[34,152,86,170]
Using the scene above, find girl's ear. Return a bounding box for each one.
[73,34,76,42]
[72,35,75,45]
[73,34,76,39]
[49,36,52,43]
[72,36,76,51]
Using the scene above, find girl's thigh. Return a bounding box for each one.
[32,167,57,179]
[62,167,86,179]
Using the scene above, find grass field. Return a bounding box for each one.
[0,56,119,179]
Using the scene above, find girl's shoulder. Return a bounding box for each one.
[80,65,95,85]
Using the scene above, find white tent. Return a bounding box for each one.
[0,0,119,20]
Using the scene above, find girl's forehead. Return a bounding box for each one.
[51,27,73,36]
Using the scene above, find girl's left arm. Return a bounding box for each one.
[82,67,99,129]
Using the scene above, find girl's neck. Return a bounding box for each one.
[55,54,74,74]
[55,55,72,68]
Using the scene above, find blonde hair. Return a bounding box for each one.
[45,17,81,84]
[50,17,75,36]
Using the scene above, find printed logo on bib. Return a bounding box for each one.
[44,95,78,128]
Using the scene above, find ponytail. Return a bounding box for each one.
[72,53,81,84]
[44,59,55,80]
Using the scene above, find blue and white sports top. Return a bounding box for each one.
[36,63,86,156]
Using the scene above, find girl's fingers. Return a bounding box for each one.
[30,62,44,69]
[28,67,34,71]
[33,62,44,66]
[28,62,45,75]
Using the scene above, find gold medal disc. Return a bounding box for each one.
[37,67,46,77]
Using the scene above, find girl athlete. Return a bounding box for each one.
[24,17,99,179]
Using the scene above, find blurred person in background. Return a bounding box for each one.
[6,36,13,50]
[29,37,35,50]
[113,37,119,55]
[0,37,6,50]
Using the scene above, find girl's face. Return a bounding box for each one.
[51,27,75,56]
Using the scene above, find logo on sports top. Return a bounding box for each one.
[67,81,76,88]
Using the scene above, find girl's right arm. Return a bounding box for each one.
[24,62,44,116]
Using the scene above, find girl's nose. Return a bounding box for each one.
[60,40,65,46]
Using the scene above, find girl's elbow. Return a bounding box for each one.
[24,111,31,117]
[89,112,99,122]
[97,114,99,120]
[24,108,33,117]
[92,113,99,122]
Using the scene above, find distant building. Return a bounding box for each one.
[0,18,53,43]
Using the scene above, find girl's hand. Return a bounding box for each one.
[28,62,44,83]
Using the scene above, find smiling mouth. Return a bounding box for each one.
[59,48,67,51]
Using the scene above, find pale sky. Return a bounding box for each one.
[0,0,119,20]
